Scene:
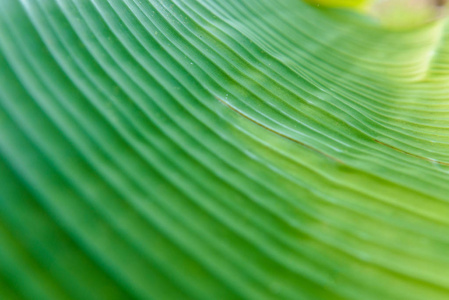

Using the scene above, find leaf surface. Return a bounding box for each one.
[1,0,449,299]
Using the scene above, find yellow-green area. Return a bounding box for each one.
[303,0,368,9]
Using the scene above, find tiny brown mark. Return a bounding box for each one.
[374,139,449,166]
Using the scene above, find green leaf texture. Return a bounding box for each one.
[1,0,449,299]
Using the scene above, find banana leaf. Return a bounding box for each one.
[1,0,449,299]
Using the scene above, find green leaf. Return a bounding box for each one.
[1,0,449,299]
